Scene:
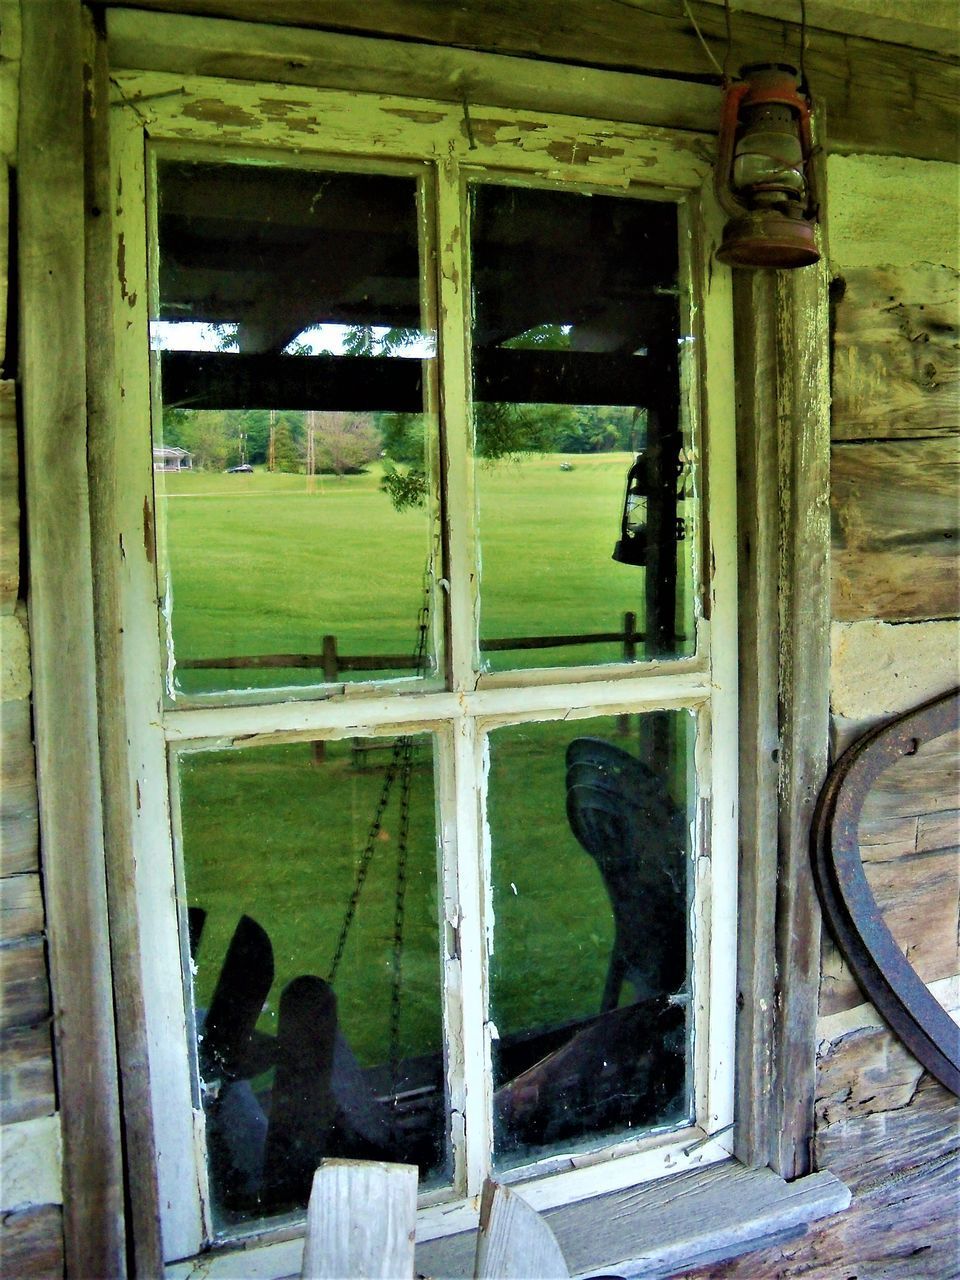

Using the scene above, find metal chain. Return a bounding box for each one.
[327,548,435,1048]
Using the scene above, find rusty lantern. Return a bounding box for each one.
[715,63,820,269]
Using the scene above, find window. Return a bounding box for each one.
[106,71,739,1266]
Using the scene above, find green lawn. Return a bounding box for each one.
[157,454,694,693]
[163,460,693,1072]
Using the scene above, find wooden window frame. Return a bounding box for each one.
[20,7,838,1274]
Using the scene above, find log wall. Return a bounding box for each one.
[682,154,960,1280]
[0,1,64,1273]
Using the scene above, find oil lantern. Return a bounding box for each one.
[715,63,820,269]
[612,453,648,566]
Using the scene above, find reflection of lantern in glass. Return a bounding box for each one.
[612,453,648,566]
[715,63,820,269]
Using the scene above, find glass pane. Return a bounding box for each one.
[487,712,694,1169]
[470,184,695,671]
[153,161,439,698]
[178,736,447,1229]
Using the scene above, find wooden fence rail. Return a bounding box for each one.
[178,612,645,675]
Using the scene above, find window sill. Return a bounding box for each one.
[165,1161,850,1279]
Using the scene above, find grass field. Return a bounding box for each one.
[183,712,691,1073]
[163,458,694,1074]
[157,453,694,693]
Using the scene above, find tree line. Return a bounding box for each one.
[161,402,645,476]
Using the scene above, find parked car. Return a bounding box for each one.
[225,464,254,473]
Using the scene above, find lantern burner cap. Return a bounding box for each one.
[716,208,819,269]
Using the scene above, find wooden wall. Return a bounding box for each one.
[0,1,65,1274]
[681,155,960,1280]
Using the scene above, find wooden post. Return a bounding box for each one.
[19,1,126,1272]
[311,635,340,764]
[300,1160,418,1280]
[322,634,339,682]
[618,610,637,735]
[475,1179,569,1280]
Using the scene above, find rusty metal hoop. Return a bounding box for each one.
[811,688,960,1096]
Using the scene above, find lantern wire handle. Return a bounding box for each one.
[722,0,734,84]
[681,0,725,79]
[799,0,810,93]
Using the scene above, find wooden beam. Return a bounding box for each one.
[18,1,126,1274]
[0,382,19,607]
[832,265,959,442]
[731,270,782,1171]
[831,437,960,623]
[83,11,166,1275]
[102,2,959,163]
[773,258,832,1181]
[106,9,718,136]
[161,347,666,410]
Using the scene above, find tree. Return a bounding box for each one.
[311,411,382,475]
[272,417,301,473]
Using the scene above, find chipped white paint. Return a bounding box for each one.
[830,619,960,719]
[0,1114,62,1210]
[828,154,960,272]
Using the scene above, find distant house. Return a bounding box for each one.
[153,445,193,472]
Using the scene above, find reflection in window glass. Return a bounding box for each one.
[487,713,693,1169]
[470,185,694,671]
[178,736,447,1228]
[153,162,438,697]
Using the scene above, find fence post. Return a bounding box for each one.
[618,611,638,736]
[312,636,340,765]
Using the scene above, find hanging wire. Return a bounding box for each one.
[722,0,735,83]
[681,0,725,78]
[798,0,809,92]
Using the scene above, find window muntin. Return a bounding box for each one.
[108,76,737,1265]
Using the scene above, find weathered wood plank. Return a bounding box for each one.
[84,13,166,1273]
[682,1124,958,1277]
[0,697,39,877]
[832,265,960,442]
[830,620,960,723]
[18,1,126,1272]
[416,1165,850,1280]
[476,1180,568,1280]
[0,0,21,168]
[0,1205,64,1280]
[0,873,44,943]
[99,0,960,163]
[773,257,833,1181]
[831,438,960,622]
[866,849,959,988]
[0,610,30,700]
[0,939,50,1031]
[0,381,18,609]
[0,1113,62,1211]
[858,726,959,827]
[918,808,960,852]
[858,813,920,863]
[827,154,960,275]
[731,270,780,1170]
[0,1022,56,1124]
[300,1161,418,1280]
[107,9,718,135]
[816,1072,958,1190]
[817,1024,927,1129]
